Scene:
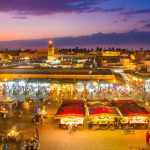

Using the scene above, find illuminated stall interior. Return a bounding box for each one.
[87,106,121,125]
[55,100,85,128]
[114,100,150,128]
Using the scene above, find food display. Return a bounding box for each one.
[114,100,150,128]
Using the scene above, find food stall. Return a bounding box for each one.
[55,100,85,129]
[114,100,150,129]
[87,105,122,129]
[55,106,85,129]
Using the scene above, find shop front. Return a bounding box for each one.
[87,106,122,130]
[55,100,85,129]
[114,100,150,129]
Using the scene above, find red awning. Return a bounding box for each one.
[88,106,119,115]
[114,100,150,116]
[61,100,85,107]
[56,106,85,116]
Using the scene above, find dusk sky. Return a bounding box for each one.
[0,0,150,48]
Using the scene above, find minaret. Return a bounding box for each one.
[48,40,54,62]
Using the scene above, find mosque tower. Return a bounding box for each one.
[48,40,54,62]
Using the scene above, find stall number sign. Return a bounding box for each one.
[129,116,147,124]
[60,118,83,125]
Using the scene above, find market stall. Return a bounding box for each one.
[114,100,150,129]
[55,106,85,128]
[55,100,85,129]
[87,105,122,129]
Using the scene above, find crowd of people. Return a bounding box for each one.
[1,128,40,150]
[19,137,40,150]
[0,80,133,104]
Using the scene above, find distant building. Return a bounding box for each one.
[141,60,150,72]
[48,40,55,61]
[102,51,120,57]
[120,58,130,67]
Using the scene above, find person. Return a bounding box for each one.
[114,118,118,129]
[146,130,150,149]
[146,131,150,143]
[29,138,34,150]
[36,108,40,114]
[3,113,7,119]
[18,110,22,117]
[3,143,7,150]
[88,121,92,129]
[34,115,39,123]
[36,128,39,140]
[68,124,73,133]
[72,124,77,132]
[34,138,39,150]
[97,122,100,130]
[38,115,43,124]
[20,141,27,150]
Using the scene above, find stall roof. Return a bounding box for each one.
[56,106,85,118]
[114,100,150,116]
[88,106,120,116]
[113,100,134,104]
[61,100,85,107]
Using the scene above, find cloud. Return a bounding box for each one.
[113,17,128,23]
[0,0,106,16]
[144,23,150,28]
[86,7,123,13]
[0,0,149,20]
[122,9,150,16]
[12,16,28,19]
[139,19,150,23]
[0,0,125,17]
[0,30,150,49]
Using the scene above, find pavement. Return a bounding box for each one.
[0,104,149,150]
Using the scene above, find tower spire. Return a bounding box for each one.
[48,40,54,62]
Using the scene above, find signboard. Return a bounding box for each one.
[60,117,83,125]
[129,116,148,124]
